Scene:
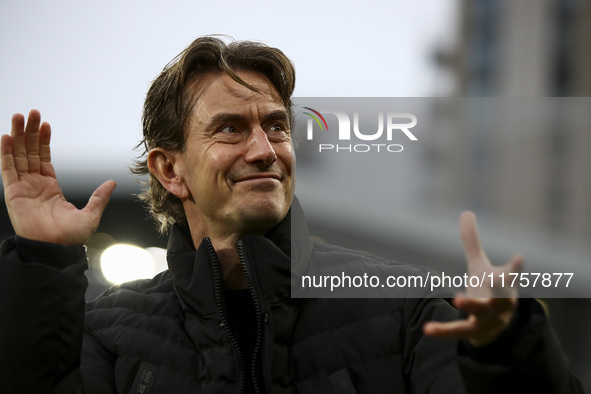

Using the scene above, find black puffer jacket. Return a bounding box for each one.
[0,201,583,393]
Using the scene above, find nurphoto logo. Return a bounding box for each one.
[303,108,418,153]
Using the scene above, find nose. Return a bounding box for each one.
[244,127,277,165]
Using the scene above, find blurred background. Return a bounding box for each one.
[1,0,589,389]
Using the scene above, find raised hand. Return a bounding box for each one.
[423,211,524,347]
[1,110,116,245]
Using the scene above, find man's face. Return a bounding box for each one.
[174,71,293,240]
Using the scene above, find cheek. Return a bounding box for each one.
[277,143,294,173]
[204,149,238,184]
[181,153,218,193]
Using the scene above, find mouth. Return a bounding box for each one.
[235,173,282,183]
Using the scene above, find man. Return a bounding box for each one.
[0,37,583,393]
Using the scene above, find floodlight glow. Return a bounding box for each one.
[100,244,155,284]
[145,247,168,275]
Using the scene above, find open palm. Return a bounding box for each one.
[1,110,116,245]
[424,212,524,347]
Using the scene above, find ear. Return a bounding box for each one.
[147,148,190,199]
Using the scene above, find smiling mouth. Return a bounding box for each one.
[235,173,282,183]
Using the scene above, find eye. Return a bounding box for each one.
[219,125,239,133]
[267,123,291,142]
[268,123,290,134]
[269,124,285,133]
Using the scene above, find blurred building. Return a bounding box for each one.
[432,0,591,243]
[431,0,591,387]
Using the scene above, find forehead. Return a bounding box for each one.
[189,71,285,122]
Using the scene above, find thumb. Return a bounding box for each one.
[83,180,117,220]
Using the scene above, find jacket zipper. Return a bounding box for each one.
[238,241,264,394]
[205,238,247,394]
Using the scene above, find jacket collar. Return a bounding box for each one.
[165,197,312,316]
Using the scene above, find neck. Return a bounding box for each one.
[190,229,248,290]
[214,243,248,290]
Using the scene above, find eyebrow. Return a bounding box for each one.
[262,110,290,125]
[204,110,290,132]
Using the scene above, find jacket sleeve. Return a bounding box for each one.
[402,297,468,394]
[0,236,114,394]
[403,297,584,394]
[456,298,584,394]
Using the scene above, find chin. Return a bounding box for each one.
[238,203,289,234]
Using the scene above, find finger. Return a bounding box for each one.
[82,180,117,223]
[488,297,517,314]
[505,253,524,274]
[486,254,524,298]
[423,316,480,339]
[25,110,41,174]
[10,113,28,175]
[38,122,56,177]
[455,292,516,311]
[1,134,18,185]
[454,297,495,317]
[424,315,508,347]
[459,211,486,263]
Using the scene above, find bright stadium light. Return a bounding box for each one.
[145,247,168,275]
[100,244,155,284]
